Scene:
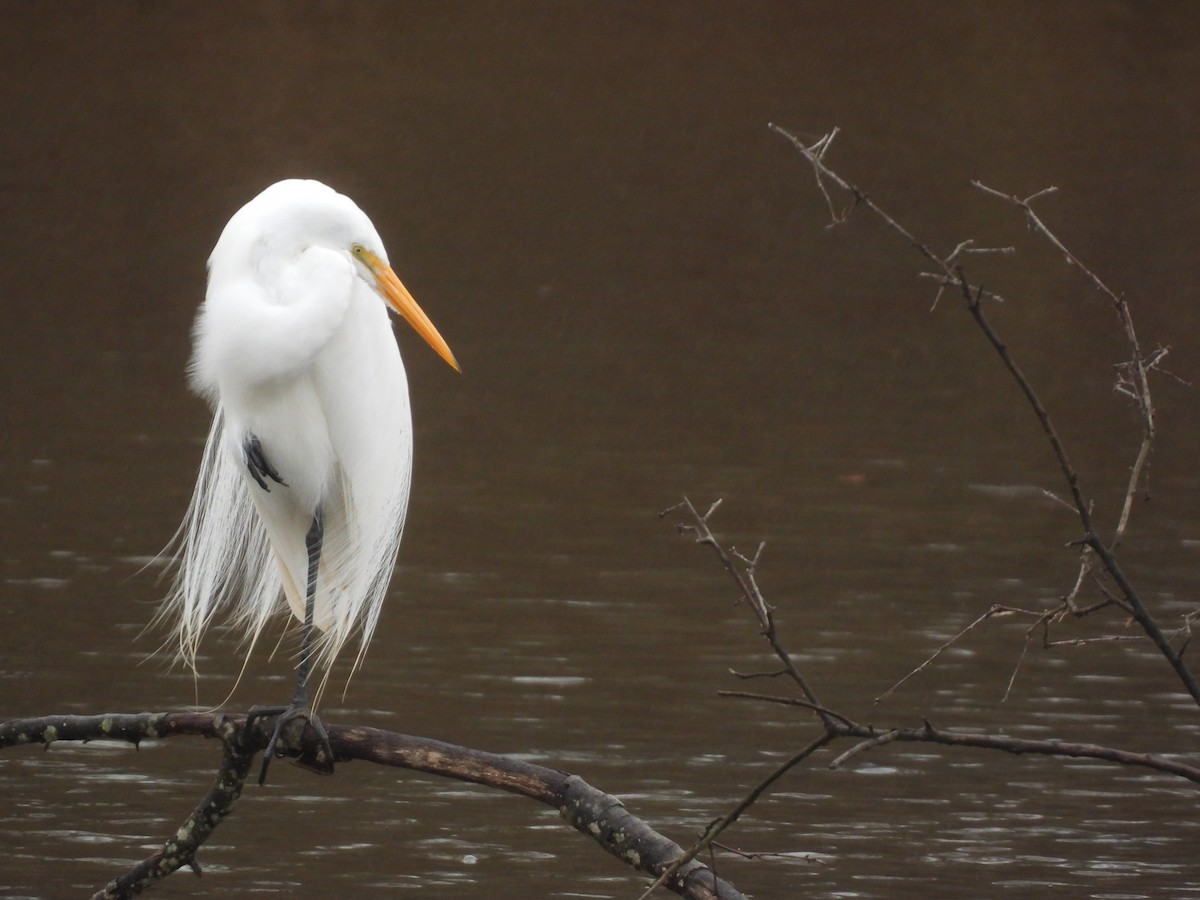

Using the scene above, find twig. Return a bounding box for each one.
[709,841,821,863]
[716,690,856,729]
[728,666,790,680]
[635,733,835,900]
[768,123,1004,308]
[875,604,1011,703]
[906,720,1200,783]
[957,269,1092,522]
[828,730,899,769]
[1002,633,1032,702]
[662,497,833,731]
[971,179,1156,549]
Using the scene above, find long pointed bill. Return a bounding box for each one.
[366,252,461,372]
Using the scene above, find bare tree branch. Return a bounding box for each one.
[664,499,1200,788]
[769,123,1200,709]
[0,713,747,900]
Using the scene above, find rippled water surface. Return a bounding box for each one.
[2,3,1200,898]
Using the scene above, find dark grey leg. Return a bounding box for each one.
[251,512,335,784]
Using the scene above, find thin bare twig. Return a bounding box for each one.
[972,179,1157,551]
[635,733,836,900]
[1002,633,1033,702]
[661,497,833,730]
[828,730,899,769]
[875,604,1012,703]
[716,690,856,729]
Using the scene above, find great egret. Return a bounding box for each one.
[157,179,459,777]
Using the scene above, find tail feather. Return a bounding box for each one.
[154,406,408,707]
[154,411,283,675]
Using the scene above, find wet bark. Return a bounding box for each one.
[0,713,747,900]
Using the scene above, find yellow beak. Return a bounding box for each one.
[365,251,461,373]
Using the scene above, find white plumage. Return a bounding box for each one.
[159,179,458,701]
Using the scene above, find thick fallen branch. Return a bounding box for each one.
[93,716,254,899]
[0,713,746,900]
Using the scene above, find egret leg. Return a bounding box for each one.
[252,512,335,784]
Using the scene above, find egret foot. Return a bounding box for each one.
[248,703,335,785]
[243,434,286,491]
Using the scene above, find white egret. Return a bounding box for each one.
[157,179,459,777]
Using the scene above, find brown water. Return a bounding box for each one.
[2,2,1200,897]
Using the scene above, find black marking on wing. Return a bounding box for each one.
[244,434,287,491]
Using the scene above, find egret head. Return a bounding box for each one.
[211,179,459,372]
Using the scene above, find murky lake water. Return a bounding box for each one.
[2,3,1200,897]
